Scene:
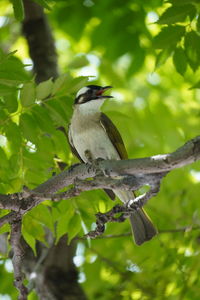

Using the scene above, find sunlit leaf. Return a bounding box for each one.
[22,229,37,255]
[55,202,75,243]
[155,48,173,69]
[157,5,196,24]
[153,25,185,49]
[10,0,24,21]
[67,213,82,244]
[52,73,73,95]
[0,51,29,85]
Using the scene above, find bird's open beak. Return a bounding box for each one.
[96,86,113,98]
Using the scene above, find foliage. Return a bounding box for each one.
[1,0,200,299]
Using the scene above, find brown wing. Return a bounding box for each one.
[100,113,128,159]
[100,113,129,200]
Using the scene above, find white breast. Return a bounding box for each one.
[69,114,120,162]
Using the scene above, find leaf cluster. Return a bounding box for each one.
[154,0,200,86]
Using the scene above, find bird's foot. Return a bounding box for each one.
[85,152,109,177]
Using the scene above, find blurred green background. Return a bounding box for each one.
[1,0,200,299]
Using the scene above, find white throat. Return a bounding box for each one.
[75,98,106,115]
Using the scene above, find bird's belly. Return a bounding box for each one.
[72,127,120,162]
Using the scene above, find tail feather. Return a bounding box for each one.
[129,208,157,246]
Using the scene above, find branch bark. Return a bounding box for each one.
[0,135,199,229]
[10,219,28,300]
[22,0,58,83]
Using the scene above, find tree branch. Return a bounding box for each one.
[0,136,199,229]
[10,219,28,300]
[34,135,200,195]
[77,224,200,240]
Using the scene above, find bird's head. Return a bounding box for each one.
[74,85,113,113]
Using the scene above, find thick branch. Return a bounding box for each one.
[34,136,200,194]
[0,136,199,220]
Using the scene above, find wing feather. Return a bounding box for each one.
[100,113,128,159]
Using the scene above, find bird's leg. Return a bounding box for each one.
[84,150,108,177]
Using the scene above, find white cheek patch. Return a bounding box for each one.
[78,95,84,103]
[76,87,89,98]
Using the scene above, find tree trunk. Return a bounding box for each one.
[20,1,87,299]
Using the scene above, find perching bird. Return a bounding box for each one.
[68,85,157,245]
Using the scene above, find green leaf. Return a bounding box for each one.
[11,0,24,21]
[0,223,10,235]
[189,80,200,89]
[0,51,29,86]
[0,84,17,96]
[153,25,185,49]
[3,89,18,113]
[52,130,71,163]
[31,105,55,134]
[67,77,89,94]
[22,229,36,255]
[68,55,89,69]
[168,0,200,6]
[52,73,73,95]
[28,205,54,233]
[157,5,196,24]
[5,122,22,154]
[23,213,46,244]
[45,101,69,126]
[173,47,187,75]
[19,113,41,143]
[184,30,200,71]
[155,48,173,69]
[36,78,53,100]
[56,202,75,243]
[0,147,10,181]
[20,82,35,107]
[67,213,82,244]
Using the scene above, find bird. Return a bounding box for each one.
[68,85,157,245]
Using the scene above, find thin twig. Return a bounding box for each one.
[85,204,129,239]
[80,224,200,240]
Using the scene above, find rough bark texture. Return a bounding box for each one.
[18,1,87,299]
[22,0,59,83]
